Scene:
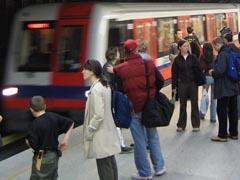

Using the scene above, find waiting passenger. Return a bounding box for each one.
[209,37,239,142]
[169,29,183,63]
[82,60,121,180]
[199,42,217,122]
[107,39,166,179]
[138,39,151,60]
[103,47,133,154]
[26,96,74,180]
[172,39,201,132]
[184,26,201,58]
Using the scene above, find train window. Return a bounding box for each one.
[18,21,54,72]
[191,15,206,43]
[216,14,225,36]
[108,20,134,47]
[227,12,238,35]
[58,26,82,72]
[157,18,176,57]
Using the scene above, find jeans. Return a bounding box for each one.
[199,76,217,121]
[130,112,165,177]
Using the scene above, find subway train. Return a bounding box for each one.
[1,2,240,146]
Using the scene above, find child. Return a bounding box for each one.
[26,96,74,180]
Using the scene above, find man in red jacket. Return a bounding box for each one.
[107,39,166,179]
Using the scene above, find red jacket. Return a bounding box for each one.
[114,54,156,112]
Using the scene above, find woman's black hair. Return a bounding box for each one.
[201,42,214,64]
[83,59,108,87]
[177,39,188,49]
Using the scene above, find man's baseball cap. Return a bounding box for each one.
[124,39,138,52]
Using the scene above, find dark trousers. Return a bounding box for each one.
[217,95,238,138]
[96,155,118,180]
[30,152,59,180]
[177,82,200,129]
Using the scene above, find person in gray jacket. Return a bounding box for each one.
[83,60,121,180]
[209,37,239,142]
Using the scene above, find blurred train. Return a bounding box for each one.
[1,2,240,146]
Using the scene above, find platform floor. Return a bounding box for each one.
[1,86,240,180]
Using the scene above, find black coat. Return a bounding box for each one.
[171,53,200,89]
[212,45,239,99]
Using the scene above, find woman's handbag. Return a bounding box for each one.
[141,61,174,128]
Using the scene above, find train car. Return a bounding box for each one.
[1,2,239,146]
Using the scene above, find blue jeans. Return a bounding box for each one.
[200,76,217,121]
[130,112,165,177]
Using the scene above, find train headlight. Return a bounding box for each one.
[2,87,18,96]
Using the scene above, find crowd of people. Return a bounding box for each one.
[1,22,239,180]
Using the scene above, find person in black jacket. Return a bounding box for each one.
[103,47,133,154]
[172,39,201,132]
[209,36,239,142]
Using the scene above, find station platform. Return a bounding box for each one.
[1,85,240,180]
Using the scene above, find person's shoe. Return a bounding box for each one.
[176,127,184,132]
[131,174,152,180]
[155,167,166,176]
[210,119,216,123]
[121,146,133,154]
[228,134,238,140]
[192,128,200,132]
[211,136,227,142]
[199,112,205,120]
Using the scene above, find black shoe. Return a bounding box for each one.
[121,146,133,154]
[228,134,238,140]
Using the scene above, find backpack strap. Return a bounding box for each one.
[143,60,150,100]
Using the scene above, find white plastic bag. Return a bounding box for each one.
[200,88,209,115]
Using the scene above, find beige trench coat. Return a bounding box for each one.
[83,81,121,159]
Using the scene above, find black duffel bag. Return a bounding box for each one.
[142,92,174,128]
[141,60,174,128]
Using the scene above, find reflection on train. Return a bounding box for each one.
[1,2,239,146]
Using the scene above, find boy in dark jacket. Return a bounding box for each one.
[26,96,74,180]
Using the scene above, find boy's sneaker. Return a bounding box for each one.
[121,146,133,154]
[155,167,166,176]
[131,174,152,180]
[211,136,227,142]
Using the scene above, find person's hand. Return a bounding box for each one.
[58,140,69,151]
[209,69,213,76]
[106,65,114,74]
[85,127,94,141]
[172,89,177,94]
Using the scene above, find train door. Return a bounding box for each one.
[52,19,88,86]
[206,14,217,42]
[133,19,157,59]
[177,16,191,37]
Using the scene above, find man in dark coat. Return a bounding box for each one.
[209,37,239,142]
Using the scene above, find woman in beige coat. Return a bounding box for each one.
[82,60,121,180]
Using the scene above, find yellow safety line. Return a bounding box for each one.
[6,140,82,180]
